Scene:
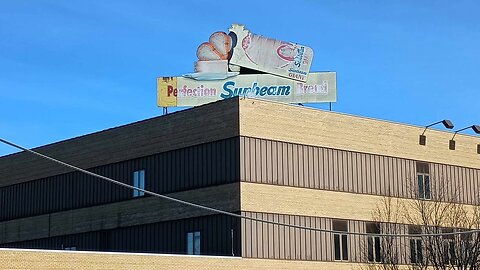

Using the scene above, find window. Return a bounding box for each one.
[63,246,77,251]
[366,222,382,263]
[133,170,145,197]
[409,226,423,264]
[187,231,201,255]
[333,219,349,261]
[442,228,456,265]
[459,231,472,262]
[410,239,423,263]
[416,162,431,199]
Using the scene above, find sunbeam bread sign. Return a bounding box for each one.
[157,72,336,107]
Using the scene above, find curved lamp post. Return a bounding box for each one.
[419,120,454,145]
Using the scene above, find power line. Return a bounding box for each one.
[1,137,479,238]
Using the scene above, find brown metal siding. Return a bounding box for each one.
[0,214,241,256]
[241,211,413,263]
[240,137,480,204]
[0,137,240,222]
[242,212,338,261]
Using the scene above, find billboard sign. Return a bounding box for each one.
[157,72,336,107]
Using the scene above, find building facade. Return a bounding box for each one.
[1,97,479,267]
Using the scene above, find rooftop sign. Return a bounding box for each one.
[157,24,335,108]
[157,72,336,107]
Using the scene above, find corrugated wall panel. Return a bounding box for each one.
[241,211,416,263]
[1,214,241,256]
[0,137,240,222]
[240,137,479,205]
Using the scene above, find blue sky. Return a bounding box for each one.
[1,0,479,156]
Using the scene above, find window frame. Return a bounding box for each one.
[417,173,431,200]
[416,162,431,200]
[332,220,349,261]
[187,231,201,255]
[133,169,145,197]
[442,228,456,265]
[366,222,382,263]
[410,238,423,264]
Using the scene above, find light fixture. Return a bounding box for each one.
[449,125,480,150]
[419,120,454,145]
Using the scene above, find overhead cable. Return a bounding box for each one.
[1,137,479,238]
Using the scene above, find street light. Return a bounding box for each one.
[449,125,480,150]
[419,120,454,145]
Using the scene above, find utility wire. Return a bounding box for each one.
[1,137,480,238]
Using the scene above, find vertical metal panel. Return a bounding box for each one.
[455,166,463,202]
[262,213,269,258]
[288,215,295,260]
[251,212,258,258]
[341,151,348,193]
[278,214,285,259]
[250,138,257,184]
[271,141,278,186]
[351,152,359,194]
[298,145,305,188]
[365,154,372,195]
[386,156,393,196]
[463,167,471,204]
[284,143,290,187]
[290,144,297,187]
[282,214,290,259]
[260,140,267,184]
[398,158,405,198]
[334,150,341,191]
[296,216,306,260]
[311,217,318,261]
[306,146,315,188]
[305,216,312,260]
[372,155,379,196]
[272,214,279,259]
[326,149,333,190]
[278,141,286,186]
[310,146,317,189]
[471,168,478,203]
[239,137,245,182]
[266,213,274,259]
[324,148,331,190]
[265,140,272,185]
[354,153,362,194]
[317,147,324,190]
[361,153,368,194]
[325,217,333,261]
[392,157,399,197]
[254,139,261,184]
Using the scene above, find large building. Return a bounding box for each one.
[1,97,479,268]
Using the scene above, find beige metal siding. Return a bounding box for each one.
[240,137,480,205]
[241,211,413,264]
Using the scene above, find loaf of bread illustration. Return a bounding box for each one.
[229,24,313,82]
[196,32,232,61]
